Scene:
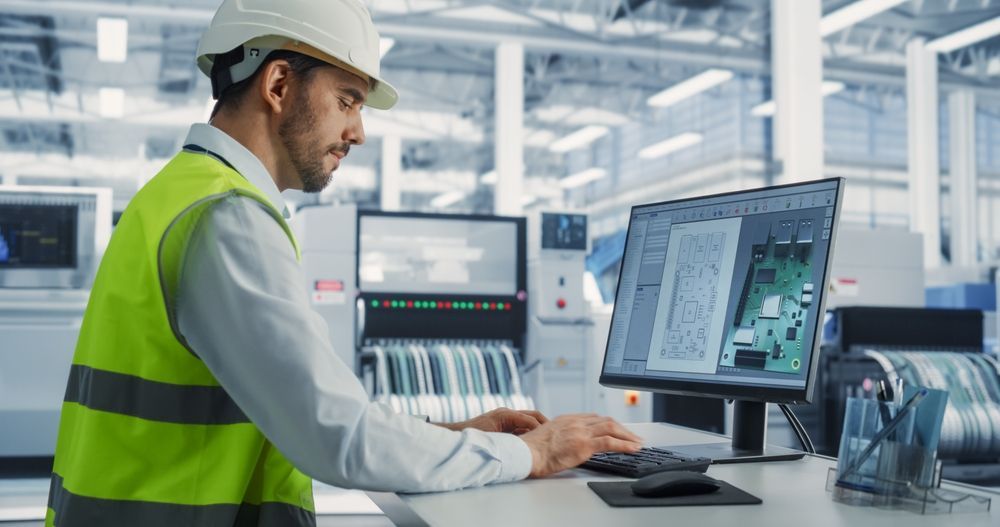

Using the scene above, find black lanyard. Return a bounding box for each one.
[182,143,239,174]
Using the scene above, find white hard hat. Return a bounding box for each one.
[196,0,398,110]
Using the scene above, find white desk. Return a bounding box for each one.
[399,423,999,527]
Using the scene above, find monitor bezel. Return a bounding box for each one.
[598,177,846,405]
[354,210,527,297]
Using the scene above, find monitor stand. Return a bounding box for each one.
[666,401,805,464]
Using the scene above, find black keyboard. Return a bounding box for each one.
[581,447,712,478]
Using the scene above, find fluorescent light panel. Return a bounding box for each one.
[559,168,606,189]
[819,0,908,37]
[480,170,497,184]
[751,81,845,117]
[548,125,608,153]
[639,132,703,160]
[926,16,1000,53]
[379,38,396,58]
[97,17,128,63]
[99,87,125,119]
[430,191,465,208]
[647,69,733,108]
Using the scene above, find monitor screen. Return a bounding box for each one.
[600,179,843,403]
[0,204,77,268]
[359,215,519,296]
[541,213,587,251]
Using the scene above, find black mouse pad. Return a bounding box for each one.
[587,480,762,507]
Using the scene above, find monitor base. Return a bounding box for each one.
[669,441,805,464]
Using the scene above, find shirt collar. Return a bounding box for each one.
[183,123,290,218]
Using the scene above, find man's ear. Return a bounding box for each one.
[258,59,293,115]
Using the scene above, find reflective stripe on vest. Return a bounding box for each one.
[48,475,314,527]
[64,364,250,425]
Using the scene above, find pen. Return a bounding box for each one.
[837,388,928,487]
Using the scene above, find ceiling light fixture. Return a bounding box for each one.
[559,168,607,189]
[548,125,609,153]
[97,17,128,63]
[99,87,125,119]
[647,69,733,108]
[819,0,909,37]
[480,170,497,185]
[925,16,1000,53]
[751,80,846,117]
[638,132,704,160]
[379,38,396,58]
[430,191,465,208]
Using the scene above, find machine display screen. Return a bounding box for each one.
[601,179,841,392]
[359,215,519,295]
[541,213,587,251]
[0,204,77,268]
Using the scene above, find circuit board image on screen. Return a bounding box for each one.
[718,217,816,374]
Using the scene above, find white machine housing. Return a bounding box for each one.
[825,228,925,309]
[0,186,112,457]
[292,203,360,370]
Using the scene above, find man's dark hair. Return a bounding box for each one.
[210,49,330,119]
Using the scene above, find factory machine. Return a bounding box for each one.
[526,212,591,415]
[816,306,1000,485]
[0,186,112,462]
[297,205,534,422]
[525,212,652,420]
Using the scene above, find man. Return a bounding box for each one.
[46,1,641,525]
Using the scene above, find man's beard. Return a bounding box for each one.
[278,88,348,193]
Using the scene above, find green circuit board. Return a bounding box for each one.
[718,219,815,374]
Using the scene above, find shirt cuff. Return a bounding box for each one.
[487,432,533,483]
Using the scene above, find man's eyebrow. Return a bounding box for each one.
[339,86,366,105]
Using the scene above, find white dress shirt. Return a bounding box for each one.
[173,123,532,492]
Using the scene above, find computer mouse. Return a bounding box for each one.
[631,470,722,498]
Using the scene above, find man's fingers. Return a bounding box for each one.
[519,410,549,424]
[592,436,643,453]
[503,410,542,431]
[585,418,642,444]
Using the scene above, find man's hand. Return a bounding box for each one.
[518,413,642,478]
[436,408,549,435]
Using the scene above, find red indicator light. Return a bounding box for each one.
[314,280,344,292]
[445,302,452,309]
[406,301,414,308]
[504,303,511,310]
[382,300,390,308]
[556,298,567,309]
[475,302,482,310]
[490,303,497,310]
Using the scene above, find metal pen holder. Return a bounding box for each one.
[826,397,991,515]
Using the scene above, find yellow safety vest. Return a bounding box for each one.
[47,147,315,526]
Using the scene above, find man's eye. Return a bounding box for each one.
[338,99,350,110]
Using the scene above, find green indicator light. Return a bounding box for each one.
[419,301,426,309]
[430,301,437,308]
[371,300,378,308]
[415,301,422,309]
[497,303,504,311]
[391,301,398,308]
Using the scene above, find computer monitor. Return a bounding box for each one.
[599,178,845,463]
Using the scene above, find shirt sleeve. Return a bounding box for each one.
[174,194,532,492]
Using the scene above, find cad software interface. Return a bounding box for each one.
[602,180,839,390]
